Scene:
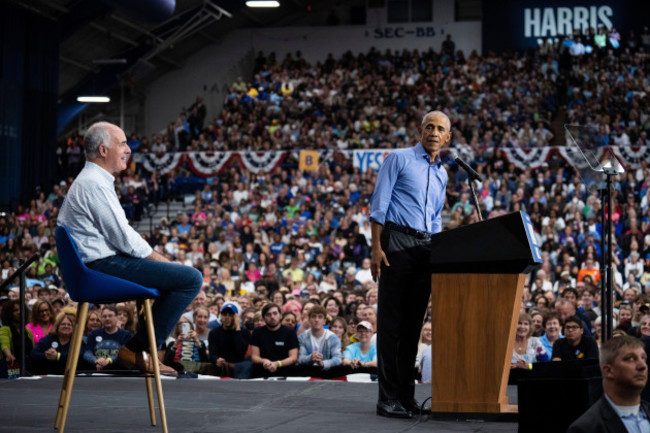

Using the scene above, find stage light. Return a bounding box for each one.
[77,96,110,103]
[246,1,280,7]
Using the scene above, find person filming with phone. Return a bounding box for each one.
[163,316,209,374]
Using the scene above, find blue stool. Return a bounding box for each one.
[54,226,168,433]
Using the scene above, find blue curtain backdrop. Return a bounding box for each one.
[0,2,58,209]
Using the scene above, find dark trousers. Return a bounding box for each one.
[377,227,431,403]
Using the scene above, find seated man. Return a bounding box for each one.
[297,305,342,373]
[551,316,599,361]
[58,122,202,376]
[251,303,299,377]
[207,302,252,378]
[81,305,131,371]
[568,335,650,432]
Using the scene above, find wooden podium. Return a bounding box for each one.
[429,212,542,414]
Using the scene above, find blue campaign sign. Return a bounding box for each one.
[521,212,543,264]
[481,0,649,53]
[353,149,394,173]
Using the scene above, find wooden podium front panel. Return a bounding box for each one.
[430,273,524,413]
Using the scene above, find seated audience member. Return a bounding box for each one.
[415,321,431,371]
[26,300,55,344]
[1,300,34,376]
[31,309,75,375]
[251,303,299,376]
[83,309,102,343]
[192,306,211,345]
[163,316,210,374]
[329,316,349,351]
[208,302,252,378]
[568,335,649,432]
[281,312,298,330]
[297,305,342,372]
[551,316,599,361]
[539,312,564,355]
[511,313,550,369]
[342,320,377,370]
[81,305,132,371]
[116,304,138,335]
[420,345,432,383]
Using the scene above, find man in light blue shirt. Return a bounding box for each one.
[568,335,650,432]
[370,111,450,418]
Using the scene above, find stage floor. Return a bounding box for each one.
[1,376,518,432]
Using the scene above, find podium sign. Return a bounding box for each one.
[429,211,542,413]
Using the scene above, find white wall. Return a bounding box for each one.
[144,8,481,135]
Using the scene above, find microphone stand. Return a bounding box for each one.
[467,176,483,222]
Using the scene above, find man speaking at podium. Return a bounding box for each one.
[370,111,451,418]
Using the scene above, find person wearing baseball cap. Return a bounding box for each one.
[207,301,251,378]
[342,320,377,371]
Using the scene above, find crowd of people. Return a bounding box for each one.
[2,27,650,382]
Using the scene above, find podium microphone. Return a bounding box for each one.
[451,151,481,181]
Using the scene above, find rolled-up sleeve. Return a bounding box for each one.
[370,152,401,225]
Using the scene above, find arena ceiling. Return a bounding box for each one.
[9,0,348,132]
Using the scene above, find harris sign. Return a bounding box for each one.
[482,0,649,53]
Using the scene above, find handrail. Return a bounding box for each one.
[0,253,39,378]
[0,253,40,292]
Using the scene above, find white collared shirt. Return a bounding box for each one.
[58,161,153,263]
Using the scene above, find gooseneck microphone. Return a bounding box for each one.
[451,151,481,181]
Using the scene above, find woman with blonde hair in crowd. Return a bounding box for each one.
[25,299,55,344]
[193,306,211,345]
[415,321,432,372]
[511,312,550,369]
[30,309,76,375]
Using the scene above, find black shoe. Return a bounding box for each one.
[376,400,412,418]
[400,398,431,415]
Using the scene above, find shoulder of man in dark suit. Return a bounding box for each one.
[566,396,630,433]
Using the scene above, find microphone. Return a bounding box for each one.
[451,151,481,181]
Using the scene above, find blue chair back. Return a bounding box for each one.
[56,226,160,304]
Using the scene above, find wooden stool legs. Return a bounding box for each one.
[54,302,88,432]
[54,300,167,433]
[144,298,168,433]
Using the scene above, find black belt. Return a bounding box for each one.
[384,221,432,240]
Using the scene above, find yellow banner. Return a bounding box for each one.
[299,150,319,171]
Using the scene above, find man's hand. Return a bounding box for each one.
[370,221,389,282]
[311,352,323,363]
[216,357,226,368]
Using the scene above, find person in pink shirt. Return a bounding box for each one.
[25,300,54,344]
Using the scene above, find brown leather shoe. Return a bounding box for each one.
[117,346,177,377]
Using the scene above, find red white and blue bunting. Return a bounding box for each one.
[237,151,286,174]
[500,147,553,170]
[135,146,649,176]
[139,152,184,175]
[186,151,233,177]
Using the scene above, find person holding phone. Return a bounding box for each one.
[163,317,209,374]
[208,303,252,378]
